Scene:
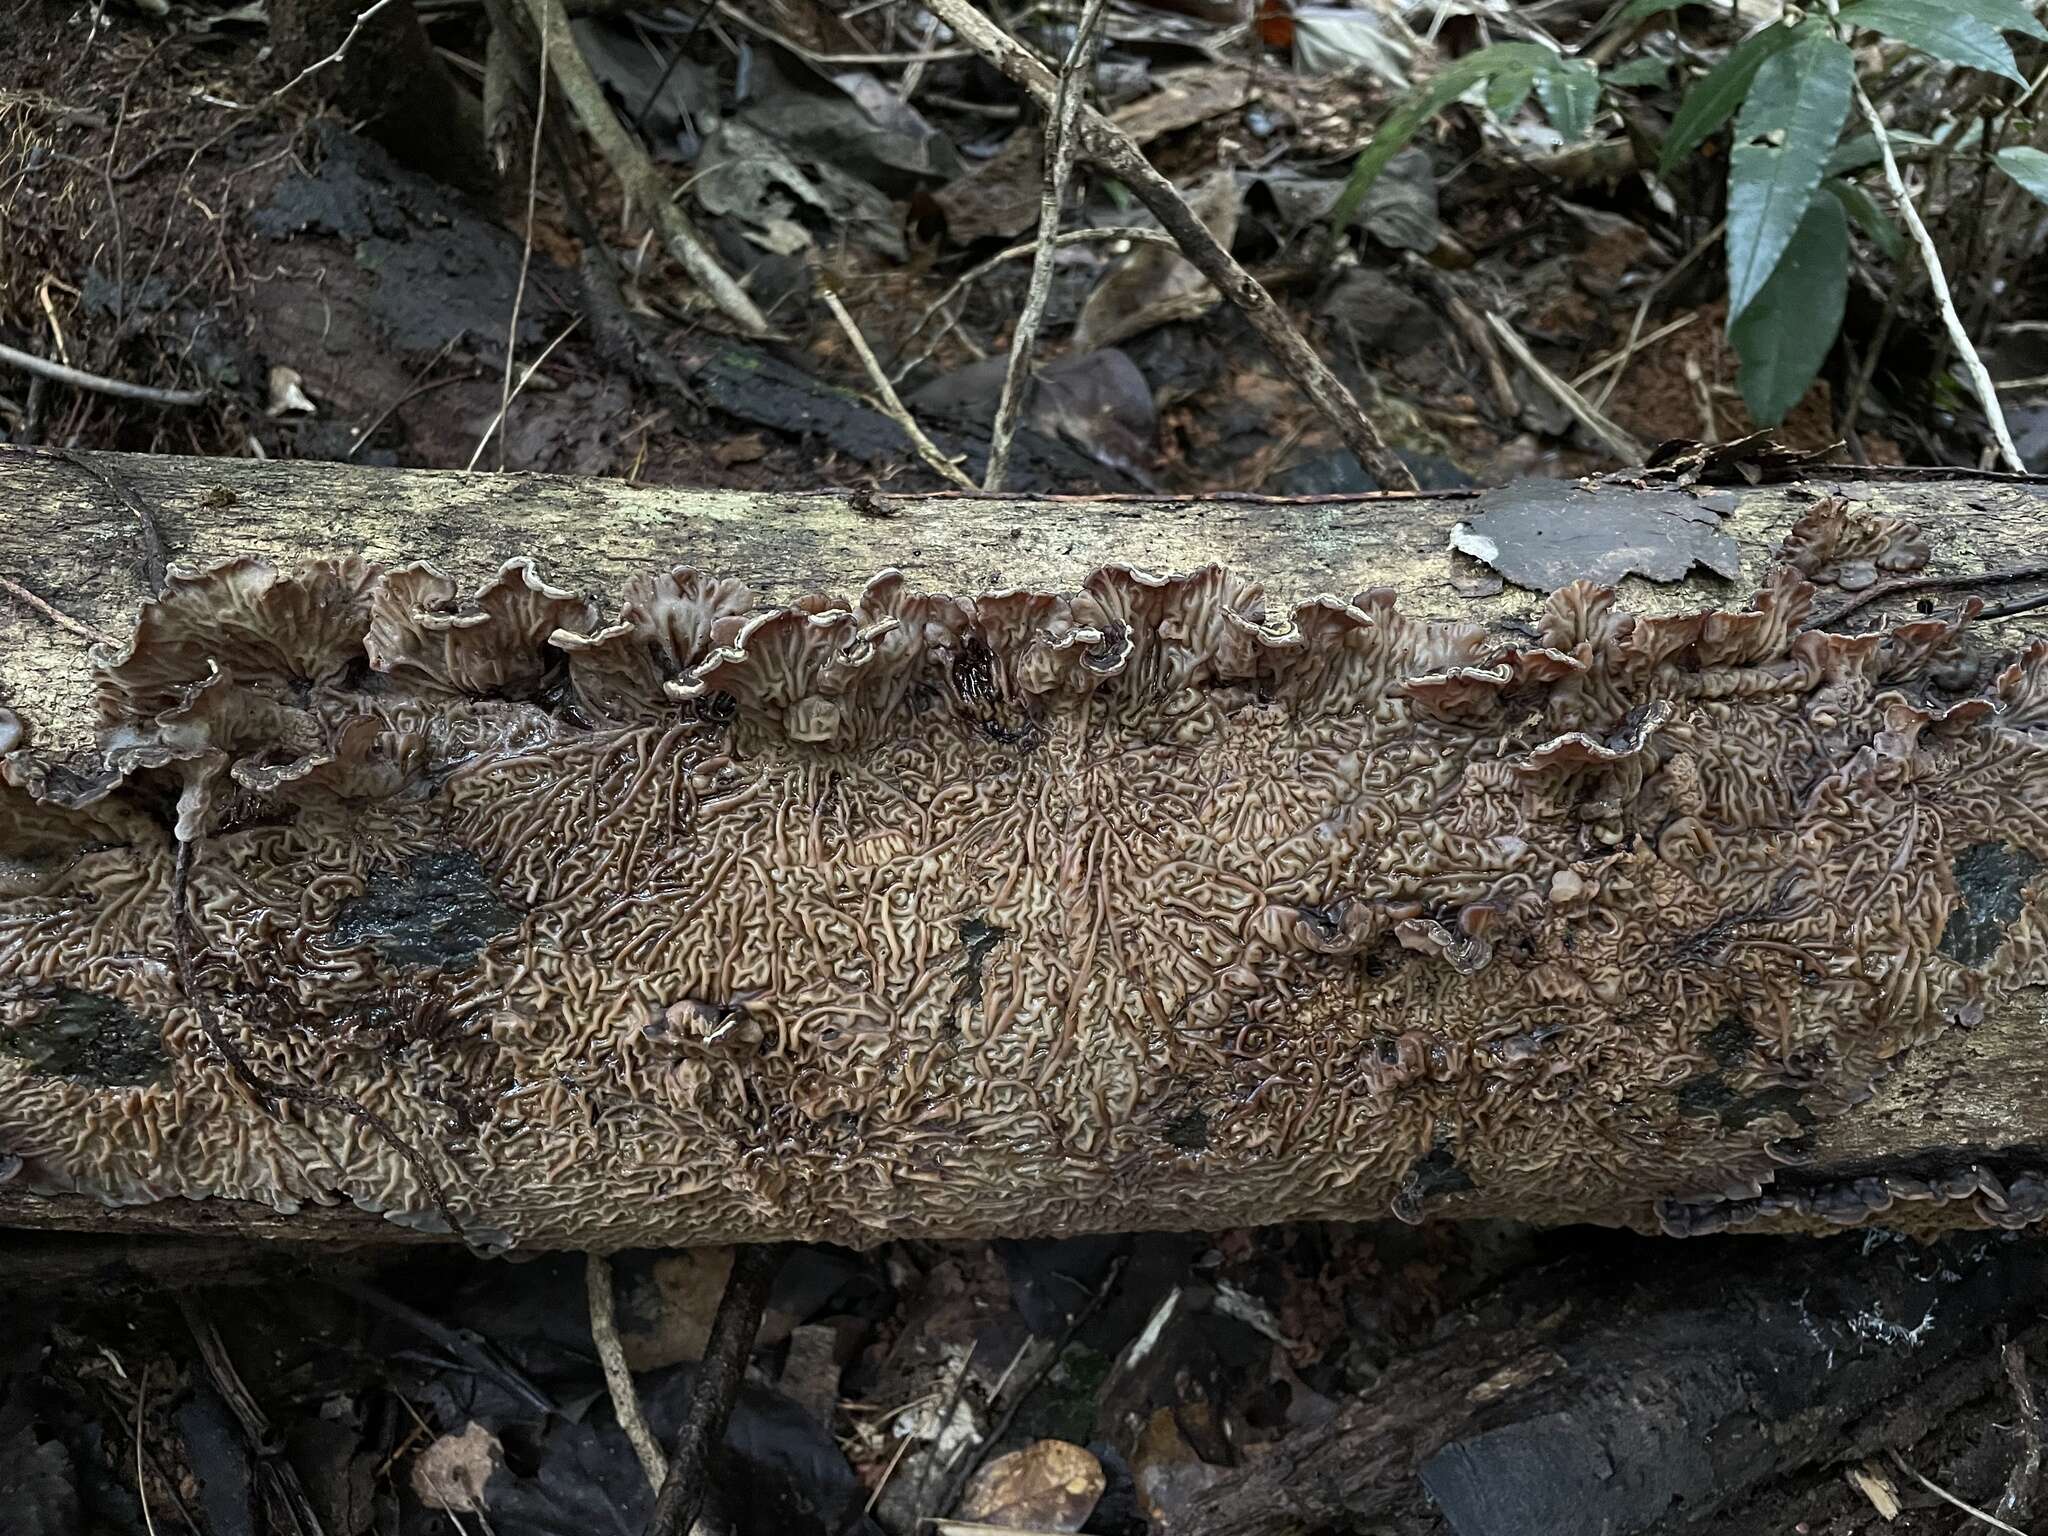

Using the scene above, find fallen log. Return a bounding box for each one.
[0,447,2044,1250]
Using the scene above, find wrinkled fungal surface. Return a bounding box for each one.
[1,538,2045,1249]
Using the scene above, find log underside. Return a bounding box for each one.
[0,448,2045,1249]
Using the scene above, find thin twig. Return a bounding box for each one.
[1824,0,2022,470]
[709,0,972,66]
[1806,561,2048,628]
[1980,592,2048,623]
[2002,1343,2044,1523]
[0,573,112,645]
[1588,216,1722,415]
[907,1341,978,1517]
[60,449,169,594]
[521,0,767,335]
[819,288,976,489]
[642,1244,782,1536]
[892,227,1175,383]
[0,340,207,407]
[485,18,552,473]
[901,227,1175,349]
[920,0,1418,492]
[1684,352,1717,442]
[1485,313,1647,463]
[264,0,404,104]
[1840,253,1911,461]
[926,1255,1126,1523]
[1889,1448,2032,1536]
[985,0,1110,493]
[179,1294,332,1536]
[587,1253,668,1492]
[465,315,582,471]
[864,1433,914,1515]
[135,1360,159,1536]
[1575,311,1700,393]
[328,1277,555,1415]
[346,335,471,459]
[1403,258,1518,422]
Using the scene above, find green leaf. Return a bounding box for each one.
[1487,66,1535,120]
[1954,0,2048,42]
[1725,31,1854,322]
[1616,0,1695,17]
[1731,193,1848,426]
[1535,57,1601,141]
[1826,176,1902,261]
[1330,42,1559,233]
[1835,0,2025,82]
[1997,146,2048,205]
[1604,55,1674,88]
[1825,127,1941,175]
[1658,19,1807,174]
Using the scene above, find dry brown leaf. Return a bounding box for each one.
[410,1421,500,1513]
[1847,1460,1901,1521]
[956,1438,1105,1532]
[619,1247,733,1369]
[712,432,768,467]
[1072,170,1240,353]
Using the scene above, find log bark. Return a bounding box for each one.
[0,447,2045,1250]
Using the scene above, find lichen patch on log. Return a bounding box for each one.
[0,552,2044,1247]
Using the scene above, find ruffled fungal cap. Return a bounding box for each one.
[1778,496,1930,591]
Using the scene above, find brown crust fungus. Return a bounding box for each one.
[1,550,2045,1248]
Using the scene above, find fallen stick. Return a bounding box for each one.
[984,0,1110,494]
[819,289,977,490]
[919,0,1420,493]
[587,1251,669,1492]
[1486,312,1648,464]
[0,340,209,408]
[516,0,768,337]
[643,1244,780,1536]
[0,450,2045,1252]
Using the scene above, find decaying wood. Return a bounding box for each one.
[1185,1231,2048,1536]
[0,447,2045,1250]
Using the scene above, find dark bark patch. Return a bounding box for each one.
[1673,1073,1814,1130]
[331,849,522,971]
[1162,1106,1209,1153]
[1393,1142,1476,1222]
[1698,1015,1757,1068]
[954,917,1010,1011]
[2,989,168,1087]
[1939,841,2044,968]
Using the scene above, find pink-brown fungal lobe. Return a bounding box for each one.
[1,551,2045,1248]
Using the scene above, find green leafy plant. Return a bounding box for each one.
[1333,0,2048,433]
[1999,144,2048,204]
[1327,42,1599,233]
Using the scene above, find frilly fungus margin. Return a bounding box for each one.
[1,506,2045,1248]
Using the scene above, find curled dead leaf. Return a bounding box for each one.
[956,1438,1105,1532]
[410,1421,500,1513]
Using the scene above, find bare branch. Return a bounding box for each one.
[985,0,1111,493]
[520,0,769,337]
[587,1252,669,1493]
[819,288,977,490]
[1824,0,2024,471]
[921,0,1419,493]
[0,340,208,407]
